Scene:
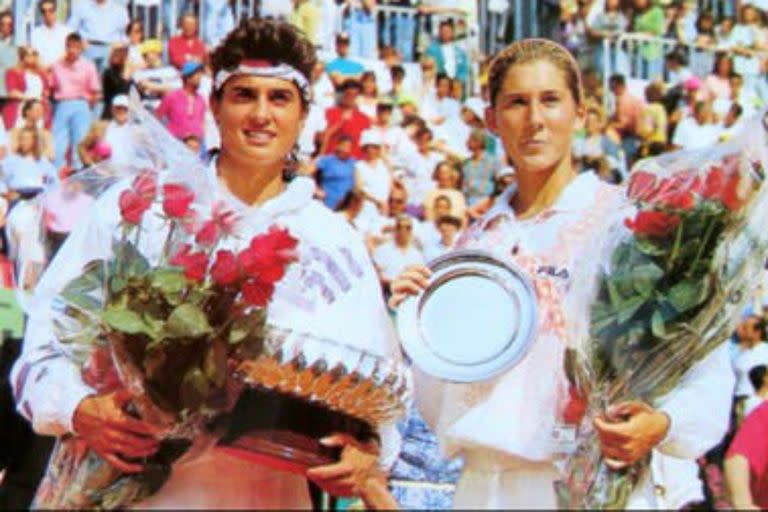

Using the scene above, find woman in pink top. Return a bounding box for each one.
[3,46,51,130]
[704,53,733,101]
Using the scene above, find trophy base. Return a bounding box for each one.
[218,388,376,474]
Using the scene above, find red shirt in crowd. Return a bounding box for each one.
[323,106,371,159]
[168,35,206,70]
[727,400,768,508]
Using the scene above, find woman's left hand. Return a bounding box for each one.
[593,400,670,470]
[306,433,381,497]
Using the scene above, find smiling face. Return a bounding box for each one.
[210,75,305,169]
[487,60,583,176]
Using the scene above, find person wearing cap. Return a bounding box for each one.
[322,78,371,159]
[325,32,365,88]
[354,129,392,230]
[168,12,206,71]
[50,32,101,169]
[155,60,206,143]
[12,17,405,509]
[66,0,129,73]
[103,94,135,165]
[132,39,182,110]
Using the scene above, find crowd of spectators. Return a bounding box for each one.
[0,0,767,509]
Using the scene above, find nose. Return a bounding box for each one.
[527,100,544,128]
[248,96,270,125]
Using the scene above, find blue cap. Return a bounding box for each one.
[181,61,203,78]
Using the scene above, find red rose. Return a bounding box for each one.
[241,278,275,307]
[722,172,745,211]
[181,210,202,235]
[119,189,152,224]
[627,171,657,202]
[211,250,240,286]
[262,226,299,265]
[170,243,209,282]
[132,170,158,199]
[195,220,221,247]
[162,183,195,218]
[625,210,681,238]
[562,385,587,425]
[212,201,239,236]
[703,167,726,200]
[659,190,696,211]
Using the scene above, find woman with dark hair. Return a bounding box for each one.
[100,42,132,120]
[705,52,734,101]
[390,38,733,508]
[12,17,403,510]
[357,70,379,120]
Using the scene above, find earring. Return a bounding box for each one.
[283,143,300,182]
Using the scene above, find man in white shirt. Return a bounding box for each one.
[400,126,443,210]
[373,214,425,290]
[103,94,135,165]
[423,214,460,261]
[31,0,72,69]
[67,0,129,72]
[671,101,722,151]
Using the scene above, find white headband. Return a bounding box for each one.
[214,59,311,103]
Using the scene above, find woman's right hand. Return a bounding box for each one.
[72,390,162,473]
[388,265,431,309]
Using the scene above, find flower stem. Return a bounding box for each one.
[666,220,684,273]
[687,216,717,278]
[161,221,177,265]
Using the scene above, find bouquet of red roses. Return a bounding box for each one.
[32,169,300,509]
[557,114,768,509]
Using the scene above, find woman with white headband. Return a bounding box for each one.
[12,18,404,509]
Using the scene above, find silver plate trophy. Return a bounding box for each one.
[397,250,538,382]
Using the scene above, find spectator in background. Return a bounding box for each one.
[695,10,718,48]
[672,100,721,150]
[724,401,768,509]
[75,120,109,168]
[401,126,443,211]
[373,213,425,292]
[664,48,693,88]
[706,53,734,102]
[3,46,48,130]
[729,72,763,119]
[322,79,371,158]
[631,0,666,78]
[343,0,378,59]
[316,135,357,210]
[67,0,129,73]
[100,42,130,120]
[416,56,438,105]
[715,15,737,48]
[41,174,94,257]
[291,0,322,46]
[732,315,768,402]
[125,20,146,72]
[30,0,72,69]
[589,0,628,73]
[638,82,668,158]
[467,165,516,221]
[422,72,461,126]
[355,130,392,228]
[423,160,466,224]
[363,99,409,163]
[202,0,234,47]
[103,94,135,165]
[423,214,461,261]
[386,64,407,107]
[745,365,768,417]
[731,4,765,90]
[718,102,744,141]
[168,12,206,70]
[574,107,623,182]
[9,100,54,161]
[358,70,379,120]
[608,73,644,167]
[155,61,206,142]
[0,11,16,98]
[326,33,365,88]
[426,19,469,90]
[50,32,101,169]
[462,128,498,206]
[132,39,180,110]
[1,127,58,195]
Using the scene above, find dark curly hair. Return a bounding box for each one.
[209,17,317,109]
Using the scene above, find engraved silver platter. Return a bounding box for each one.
[397,249,538,382]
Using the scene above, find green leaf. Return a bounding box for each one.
[203,340,227,388]
[668,279,706,314]
[59,259,108,312]
[165,304,213,339]
[151,268,187,297]
[651,310,666,337]
[228,310,266,345]
[102,308,150,335]
[180,367,209,411]
[142,314,165,340]
[616,296,647,324]
[635,238,668,257]
[112,239,150,277]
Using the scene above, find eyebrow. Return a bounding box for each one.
[229,85,296,96]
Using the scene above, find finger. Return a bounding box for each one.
[607,401,650,419]
[100,451,145,473]
[593,416,631,442]
[406,265,432,280]
[599,443,630,462]
[104,429,160,451]
[106,415,163,437]
[109,440,160,459]
[306,461,354,481]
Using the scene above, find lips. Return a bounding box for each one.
[242,129,276,145]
